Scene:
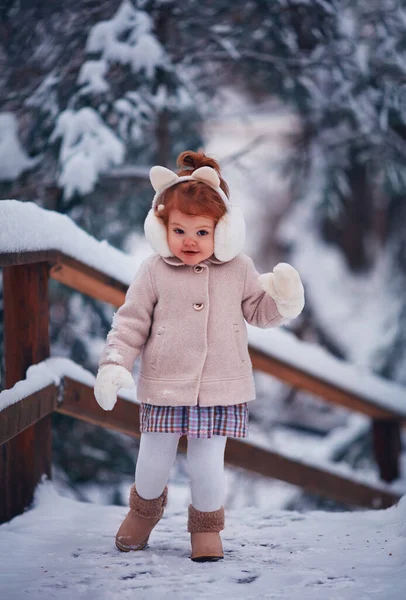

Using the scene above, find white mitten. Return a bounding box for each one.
[259,262,305,319]
[94,364,134,411]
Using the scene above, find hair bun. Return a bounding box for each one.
[176,150,229,197]
[177,150,221,176]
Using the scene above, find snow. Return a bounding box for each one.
[0,358,95,411]
[0,200,147,285]
[0,112,39,181]
[239,423,404,498]
[86,1,166,80]
[0,362,59,411]
[0,480,404,599]
[0,353,144,412]
[248,327,406,417]
[113,93,155,144]
[106,349,125,365]
[129,29,166,79]
[44,357,97,389]
[50,108,125,199]
[77,60,109,94]
[0,354,143,414]
[50,1,169,198]
[204,88,299,263]
[278,147,405,380]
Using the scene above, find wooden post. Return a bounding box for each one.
[372,419,401,483]
[0,263,51,523]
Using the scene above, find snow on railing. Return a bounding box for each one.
[0,358,99,413]
[249,327,406,418]
[0,199,141,285]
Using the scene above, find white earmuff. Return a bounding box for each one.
[144,208,173,257]
[145,163,246,262]
[214,206,246,262]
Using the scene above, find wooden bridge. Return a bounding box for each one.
[1,203,405,524]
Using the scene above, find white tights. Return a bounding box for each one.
[135,432,227,512]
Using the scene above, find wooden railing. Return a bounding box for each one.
[1,250,404,524]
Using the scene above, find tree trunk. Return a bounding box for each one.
[323,157,372,272]
[154,2,173,166]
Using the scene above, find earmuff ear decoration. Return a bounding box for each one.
[191,166,221,188]
[145,164,246,262]
[149,166,178,193]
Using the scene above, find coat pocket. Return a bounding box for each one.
[150,326,166,370]
[233,324,246,368]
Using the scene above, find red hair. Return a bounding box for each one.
[155,151,229,225]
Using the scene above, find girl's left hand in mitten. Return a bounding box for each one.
[259,263,305,319]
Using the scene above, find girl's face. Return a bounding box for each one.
[167,209,215,265]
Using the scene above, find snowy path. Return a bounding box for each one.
[0,483,404,600]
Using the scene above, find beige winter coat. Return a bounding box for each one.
[99,253,285,407]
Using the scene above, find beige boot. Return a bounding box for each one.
[188,504,224,562]
[115,484,168,552]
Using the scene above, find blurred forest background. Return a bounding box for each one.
[1,0,405,510]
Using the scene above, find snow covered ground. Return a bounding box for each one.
[0,481,405,600]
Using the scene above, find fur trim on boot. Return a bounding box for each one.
[115,485,168,552]
[188,505,224,562]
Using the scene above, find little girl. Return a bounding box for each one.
[94,151,305,562]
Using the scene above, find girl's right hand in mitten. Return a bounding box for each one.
[94,364,134,411]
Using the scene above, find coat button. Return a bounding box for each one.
[193,303,204,311]
[194,265,203,273]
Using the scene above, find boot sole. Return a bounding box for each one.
[191,555,224,562]
[115,537,149,552]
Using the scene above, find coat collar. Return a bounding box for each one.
[161,254,224,267]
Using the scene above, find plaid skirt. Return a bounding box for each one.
[140,402,248,439]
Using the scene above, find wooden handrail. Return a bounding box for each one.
[0,250,127,306]
[58,377,141,437]
[1,249,403,423]
[249,346,406,422]
[56,377,406,508]
[0,385,57,446]
[1,247,405,521]
[2,376,401,509]
[53,378,403,509]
